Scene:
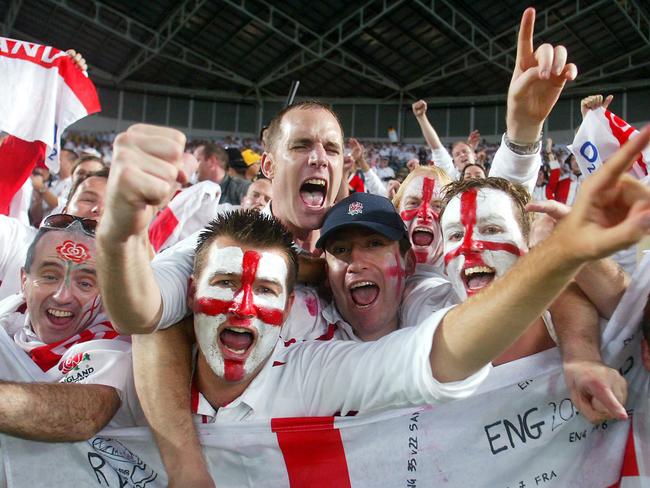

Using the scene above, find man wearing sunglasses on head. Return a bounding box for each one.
[0,168,109,301]
[0,214,144,441]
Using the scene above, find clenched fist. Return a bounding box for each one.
[99,124,186,242]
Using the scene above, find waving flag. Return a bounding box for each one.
[571,107,649,179]
[148,181,223,253]
[0,37,101,215]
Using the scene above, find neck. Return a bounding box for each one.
[270,206,318,253]
[196,354,257,408]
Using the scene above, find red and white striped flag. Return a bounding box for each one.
[0,37,101,215]
[571,107,649,180]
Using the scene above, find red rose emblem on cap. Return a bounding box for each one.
[59,352,85,374]
[56,240,90,263]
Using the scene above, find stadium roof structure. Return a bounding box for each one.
[2,0,650,103]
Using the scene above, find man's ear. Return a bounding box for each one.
[405,249,416,277]
[187,276,196,311]
[641,339,650,372]
[261,152,275,180]
[20,268,27,294]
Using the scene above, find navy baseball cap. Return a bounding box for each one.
[316,193,409,249]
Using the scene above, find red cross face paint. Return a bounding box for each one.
[193,244,288,383]
[399,175,444,265]
[441,188,527,301]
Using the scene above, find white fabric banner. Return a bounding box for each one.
[1,257,650,487]
[570,107,649,180]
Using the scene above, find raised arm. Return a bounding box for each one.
[550,283,628,423]
[0,382,119,441]
[132,317,213,487]
[490,8,576,194]
[431,125,650,382]
[411,100,456,178]
[97,125,186,334]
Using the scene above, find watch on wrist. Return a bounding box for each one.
[504,133,542,155]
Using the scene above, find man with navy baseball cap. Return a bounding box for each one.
[316,192,410,250]
[314,193,452,342]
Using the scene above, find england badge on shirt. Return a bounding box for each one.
[348,202,363,215]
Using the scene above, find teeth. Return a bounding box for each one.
[413,227,433,234]
[224,345,247,354]
[305,178,326,187]
[226,327,251,334]
[464,266,494,277]
[48,309,73,318]
[350,281,376,289]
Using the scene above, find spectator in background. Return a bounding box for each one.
[374,156,395,186]
[194,143,250,205]
[50,148,78,202]
[29,166,56,227]
[461,164,487,180]
[241,177,272,212]
[241,149,262,181]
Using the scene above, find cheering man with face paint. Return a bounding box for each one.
[0,216,142,441]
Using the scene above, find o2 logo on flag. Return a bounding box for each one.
[579,141,599,174]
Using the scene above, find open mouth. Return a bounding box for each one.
[349,281,380,307]
[299,178,327,208]
[411,226,434,247]
[46,308,75,326]
[219,326,256,358]
[462,265,496,293]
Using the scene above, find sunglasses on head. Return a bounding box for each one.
[40,214,97,237]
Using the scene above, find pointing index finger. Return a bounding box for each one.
[516,7,536,67]
[590,125,650,188]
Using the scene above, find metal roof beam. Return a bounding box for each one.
[614,0,650,45]
[405,0,610,91]
[2,0,23,37]
[410,0,514,74]
[115,0,208,83]
[46,0,253,87]
[572,45,650,86]
[251,0,405,90]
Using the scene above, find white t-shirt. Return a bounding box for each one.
[374,166,395,184]
[191,306,490,422]
[0,215,37,300]
[0,294,145,428]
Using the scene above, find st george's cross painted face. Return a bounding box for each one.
[441,188,527,301]
[192,238,290,383]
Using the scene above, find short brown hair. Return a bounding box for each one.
[71,155,105,178]
[194,210,298,294]
[264,101,344,152]
[200,143,229,169]
[439,177,532,239]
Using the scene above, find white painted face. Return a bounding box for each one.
[399,175,444,265]
[193,244,288,383]
[441,188,527,301]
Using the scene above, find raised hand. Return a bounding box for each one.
[100,124,186,242]
[412,100,427,118]
[467,130,481,151]
[65,49,88,73]
[580,94,613,119]
[507,8,578,143]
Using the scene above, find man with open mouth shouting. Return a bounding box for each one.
[0,215,142,442]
